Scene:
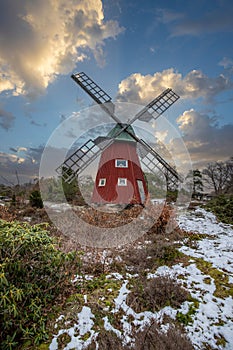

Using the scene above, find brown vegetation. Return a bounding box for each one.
[127,275,189,313]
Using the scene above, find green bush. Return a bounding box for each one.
[204,195,233,225]
[0,219,79,349]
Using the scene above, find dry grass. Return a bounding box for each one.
[74,202,176,231]
[0,204,49,224]
[0,205,16,221]
[75,204,144,228]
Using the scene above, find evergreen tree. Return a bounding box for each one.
[29,190,43,208]
[61,167,85,204]
[192,169,203,199]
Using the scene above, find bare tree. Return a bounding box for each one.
[225,157,233,193]
[202,158,233,195]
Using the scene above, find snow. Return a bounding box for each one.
[50,306,96,350]
[44,201,71,212]
[49,207,233,350]
[71,274,94,283]
[106,272,123,280]
[77,306,95,336]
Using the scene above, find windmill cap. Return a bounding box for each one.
[107,123,136,142]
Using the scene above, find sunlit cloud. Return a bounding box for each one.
[116,68,233,104]
[0,0,124,98]
[0,146,48,184]
[0,152,25,164]
[154,130,168,143]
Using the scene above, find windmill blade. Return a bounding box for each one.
[137,139,181,184]
[131,88,179,124]
[93,136,111,149]
[71,72,117,121]
[56,138,115,184]
[118,89,180,153]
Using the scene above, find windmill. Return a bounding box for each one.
[56,72,181,206]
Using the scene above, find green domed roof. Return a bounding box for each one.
[107,123,136,142]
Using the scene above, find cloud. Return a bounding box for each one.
[157,3,233,37]
[172,15,233,37]
[170,109,233,167]
[0,144,66,184]
[219,57,233,78]
[156,8,184,24]
[30,120,47,127]
[9,147,18,153]
[9,146,28,153]
[0,152,24,165]
[219,57,233,70]
[0,108,15,130]
[116,68,233,104]
[0,150,38,184]
[0,0,124,98]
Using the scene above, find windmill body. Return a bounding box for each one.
[92,123,148,205]
[56,72,181,205]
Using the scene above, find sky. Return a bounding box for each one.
[0,0,233,185]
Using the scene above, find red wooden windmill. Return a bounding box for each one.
[92,123,148,205]
[56,72,180,206]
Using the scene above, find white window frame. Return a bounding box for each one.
[98,178,106,187]
[118,178,127,186]
[115,159,128,168]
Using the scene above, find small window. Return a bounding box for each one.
[118,178,127,186]
[115,159,128,168]
[98,178,106,186]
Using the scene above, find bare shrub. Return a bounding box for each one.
[122,246,152,272]
[133,321,194,350]
[121,239,185,274]
[146,204,177,236]
[86,322,194,350]
[86,330,125,350]
[127,275,189,313]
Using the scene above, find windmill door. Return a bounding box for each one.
[137,180,146,203]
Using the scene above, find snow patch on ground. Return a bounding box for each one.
[49,306,96,350]
[179,208,233,273]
